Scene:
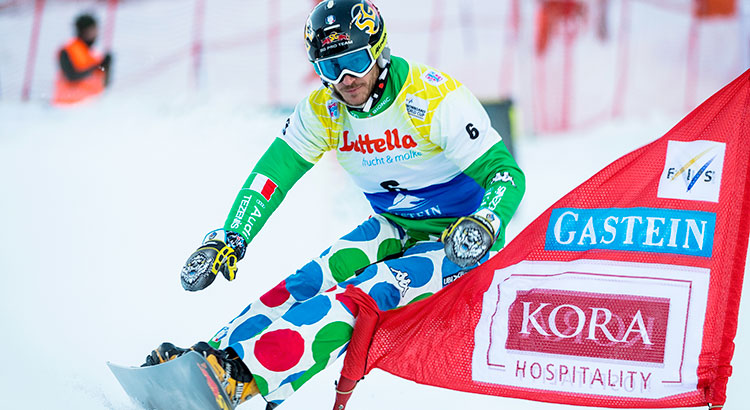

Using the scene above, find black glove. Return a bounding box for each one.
[441,209,501,268]
[180,230,247,291]
[99,53,112,71]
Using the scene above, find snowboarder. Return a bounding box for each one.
[144,0,525,408]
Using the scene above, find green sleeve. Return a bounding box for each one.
[223,138,314,244]
[463,141,526,249]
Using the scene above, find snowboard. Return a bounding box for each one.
[108,351,234,410]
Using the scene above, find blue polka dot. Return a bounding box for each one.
[320,247,331,257]
[369,281,400,310]
[441,256,464,278]
[228,343,245,360]
[279,370,306,386]
[283,295,332,326]
[385,256,434,288]
[286,261,324,301]
[403,241,443,256]
[228,314,272,345]
[229,303,253,324]
[341,218,381,242]
[339,264,377,288]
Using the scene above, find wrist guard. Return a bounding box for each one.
[180,230,246,291]
[441,208,501,268]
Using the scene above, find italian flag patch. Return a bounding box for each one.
[249,173,278,201]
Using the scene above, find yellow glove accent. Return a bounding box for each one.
[210,244,238,281]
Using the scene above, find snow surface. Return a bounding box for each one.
[1,93,748,410]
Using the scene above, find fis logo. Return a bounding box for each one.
[658,140,725,202]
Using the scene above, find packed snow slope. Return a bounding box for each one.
[1,93,748,410]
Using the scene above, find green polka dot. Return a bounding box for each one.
[290,321,353,390]
[290,361,326,391]
[329,248,370,282]
[311,321,353,362]
[253,374,269,396]
[407,292,434,305]
[377,238,403,261]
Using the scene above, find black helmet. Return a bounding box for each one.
[304,0,388,63]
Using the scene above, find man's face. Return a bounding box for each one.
[81,26,98,46]
[332,64,380,106]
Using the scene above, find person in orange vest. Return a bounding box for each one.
[53,13,112,105]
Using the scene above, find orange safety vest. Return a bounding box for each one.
[53,38,106,105]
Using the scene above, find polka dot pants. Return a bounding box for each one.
[208,215,485,406]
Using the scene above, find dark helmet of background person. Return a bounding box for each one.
[74,13,98,46]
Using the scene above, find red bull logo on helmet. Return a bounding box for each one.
[321,31,351,47]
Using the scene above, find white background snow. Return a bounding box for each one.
[1,0,749,409]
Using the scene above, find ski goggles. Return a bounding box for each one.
[313,45,377,84]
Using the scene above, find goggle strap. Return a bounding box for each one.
[360,61,390,113]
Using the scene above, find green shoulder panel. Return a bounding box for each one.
[223,138,314,244]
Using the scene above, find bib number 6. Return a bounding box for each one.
[466,123,480,140]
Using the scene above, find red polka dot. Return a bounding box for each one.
[260,280,291,307]
[254,329,305,372]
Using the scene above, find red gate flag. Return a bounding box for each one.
[340,69,750,408]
